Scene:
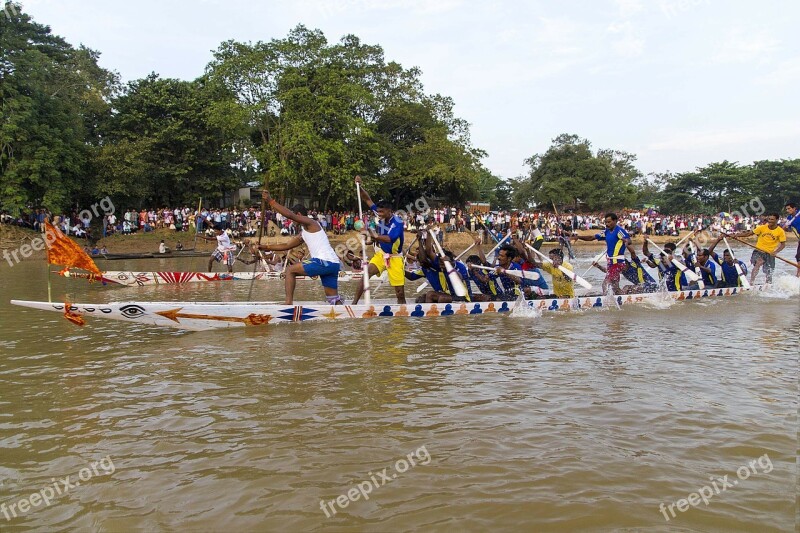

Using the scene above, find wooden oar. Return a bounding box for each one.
[430,230,468,297]
[581,251,606,278]
[469,263,541,281]
[356,180,371,305]
[485,231,512,264]
[725,233,800,269]
[685,240,706,290]
[722,236,751,288]
[247,187,267,300]
[646,239,700,282]
[525,243,592,289]
[192,197,202,251]
[551,201,576,259]
[415,239,477,293]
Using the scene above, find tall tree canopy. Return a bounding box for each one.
[515,134,639,210]
[1,8,796,216]
[0,7,117,213]
[205,25,483,209]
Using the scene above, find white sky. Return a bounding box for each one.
[20,0,800,180]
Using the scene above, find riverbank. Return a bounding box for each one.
[1,223,796,262]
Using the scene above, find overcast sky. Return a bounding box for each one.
[19,0,800,180]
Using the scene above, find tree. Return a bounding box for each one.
[0,6,117,213]
[516,134,639,211]
[751,159,800,211]
[92,74,240,208]
[206,25,484,210]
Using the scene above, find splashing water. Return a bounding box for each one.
[510,295,543,319]
[761,275,800,299]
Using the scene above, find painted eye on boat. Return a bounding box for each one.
[119,305,146,319]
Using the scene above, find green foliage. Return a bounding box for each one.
[206,25,482,209]
[91,74,240,208]
[1,8,796,216]
[516,134,638,210]
[0,8,117,213]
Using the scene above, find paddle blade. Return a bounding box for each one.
[558,265,592,289]
[734,264,751,288]
[416,282,429,293]
[443,260,467,297]
[677,262,700,282]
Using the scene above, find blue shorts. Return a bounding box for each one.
[302,259,341,289]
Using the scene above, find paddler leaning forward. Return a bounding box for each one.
[351,175,407,304]
[248,188,342,305]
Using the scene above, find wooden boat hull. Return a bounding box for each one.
[60,269,364,286]
[10,286,764,331]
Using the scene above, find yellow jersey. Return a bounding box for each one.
[542,262,575,298]
[753,224,786,254]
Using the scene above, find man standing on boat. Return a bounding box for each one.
[199,225,236,273]
[351,176,406,304]
[248,188,342,305]
[785,202,800,277]
[732,213,786,284]
[572,213,631,294]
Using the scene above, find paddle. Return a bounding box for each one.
[725,233,800,269]
[485,231,512,264]
[685,240,706,290]
[646,239,700,282]
[356,179,371,305]
[247,186,267,300]
[415,237,479,293]
[469,263,541,281]
[722,236,751,289]
[429,229,468,297]
[580,251,607,278]
[525,243,592,289]
[551,201,576,260]
[192,197,202,251]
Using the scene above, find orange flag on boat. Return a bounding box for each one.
[44,222,102,275]
[63,301,86,326]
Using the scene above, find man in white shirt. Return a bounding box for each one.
[199,225,237,272]
[249,189,342,305]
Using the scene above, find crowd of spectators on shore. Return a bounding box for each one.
[0,205,777,244]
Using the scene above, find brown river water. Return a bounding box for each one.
[0,248,798,532]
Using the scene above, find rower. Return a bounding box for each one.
[732,213,786,284]
[199,225,236,273]
[643,241,680,291]
[689,246,720,288]
[530,248,575,298]
[622,249,658,293]
[249,188,342,305]
[352,176,406,304]
[413,235,449,303]
[494,244,523,300]
[708,236,748,288]
[465,237,498,301]
[572,212,631,294]
[784,202,800,277]
[510,236,548,298]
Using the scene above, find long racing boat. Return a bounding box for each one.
[58,269,364,286]
[11,285,765,331]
